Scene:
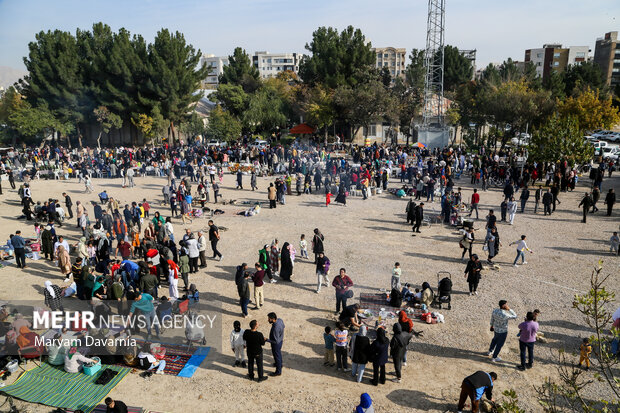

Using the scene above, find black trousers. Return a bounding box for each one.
[544,203,551,215]
[14,248,26,268]
[468,280,479,293]
[211,239,222,258]
[269,199,276,208]
[372,362,386,384]
[412,220,421,232]
[66,205,73,219]
[247,353,264,379]
[189,257,198,273]
[608,204,613,216]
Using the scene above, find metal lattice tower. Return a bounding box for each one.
[422,0,445,128]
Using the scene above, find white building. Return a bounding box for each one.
[252,51,300,79]
[372,47,407,79]
[200,54,229,89]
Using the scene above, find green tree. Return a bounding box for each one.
[299,26,374,89]
[145,28,208,145]
[206,106,242,142]
[543,70,567,100]
[179,112,205,141]
[442,45,473,91]
[303,85,336,143]
[214,83,249,119]
[557,87,620,131]
[219,47,260,93]
[243,84,287,134]
[404,49,426,93]
[529,115,594,166]
[93,106,122,148]
[563,61,606,97]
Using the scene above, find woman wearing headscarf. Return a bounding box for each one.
[16,326,43,356]
[398,310,423,366]
[280,242,293,282]
[168,259,179,299]
[421,282,434,309]
[97,233,111,262]
[335,182,347,206]
[77,236,88,265]
[390,323,413,383]
[41,225,54,261]
[355,393,375,413]
[57,245,72,281]
[64,344,97,373]
[269,240,280,278]
[312,228,324,263]
[369,327,389,386]
[44,281,64,311]
[349,325,371,383]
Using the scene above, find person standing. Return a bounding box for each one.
[464,254,482,295]
[349,325,371,383]
[485,227,501,264]
[237,271,251,318]
[268,183,277,209]
[542,189,553,216]
[208,220,222,260]
[488,300,517,362]
[63,192,73,219]
[517,312,539,371]
[591,186,600,213]
[457,371,497,413]
[197,231,207,268]
[469,189,480,220]
[332,268,353,314]
[311,228,325,263]
[243,320,268,382]
[507,197,517,225]
[412,203,424,234]
[510,235,533,267]
[252,263,265,310]
[389,323,412,383]
[334,322,349,372]
[578,192,593,224]
[315,252,330,293]
[236,170,243,190]
[519,186,530,213]
[267,312,284,376]
[12,230,26,269]
[250,170,258,191]
[369,326,389,386]
[551,184,561,211]
[534,185,542,214]
[604,188,615,217]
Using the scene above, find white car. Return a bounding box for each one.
[592,140,608,150]
[250,140,269,150]
[601,146,619,161]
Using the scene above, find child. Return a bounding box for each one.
[578,337,592,370]
[230,320,246,368]
[323,326,336,367]
[391,262,402,290]
[179,250,190,291]
[299,234,308,259]
[87,240,97,267]
[334,322,349,371]
[326,191,331,207]
[610,232,619,255]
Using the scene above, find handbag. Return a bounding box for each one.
[345,289,354,299]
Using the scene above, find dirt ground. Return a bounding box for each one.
[0,169,618,413]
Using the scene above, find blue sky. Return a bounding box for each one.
[0,0,618,71]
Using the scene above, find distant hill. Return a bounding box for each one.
[0,66,26,88]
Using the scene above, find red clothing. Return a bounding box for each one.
[253,270,265,287]
[118,242,131,258]
[471,193,480,204]
[326,193,331,206]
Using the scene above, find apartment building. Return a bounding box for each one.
[252,51,299,79]
[200,54,229,89]
[372,47,407,80]
[594,31,620,87]
[524,44,589,80]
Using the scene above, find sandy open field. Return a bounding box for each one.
[0,169,618,413]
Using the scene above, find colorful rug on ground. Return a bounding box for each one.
[0,363,130,413]
[133,340,210,378]
[359,293,409,312]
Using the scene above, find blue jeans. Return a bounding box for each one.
[519,340,534,367]
[271,341,283,374]
[351,362,366,382]
[148,359,166,373]
[142,309,160,337]
[513,250,525,265]
[240,298,249,316]
[489,331,508,358]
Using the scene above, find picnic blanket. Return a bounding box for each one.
[1,363,130,413]
[359,292,408,312]
[67,405,143,413]
[133,340,209,377]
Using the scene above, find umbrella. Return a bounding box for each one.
[416,142,426,148]
[289,123,316,134]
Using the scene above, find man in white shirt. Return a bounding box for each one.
[53,235,70,258]
[510,235,533,267]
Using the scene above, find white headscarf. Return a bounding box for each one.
[45,281,56,298]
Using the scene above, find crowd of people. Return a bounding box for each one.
[0,137,618,413]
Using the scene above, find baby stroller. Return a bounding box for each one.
[185,313,207,350]
[433,271,452,310]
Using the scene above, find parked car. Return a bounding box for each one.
[592,130,615,140]
[601,146,619,161]
[249,140,269,150]
[606,132,620,143]
[510,133,531,146]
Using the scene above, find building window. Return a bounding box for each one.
[364,125,377,136]
[553,62,559,67]
[553,52,560,58]
[383,54,388,58]
[536,53,542,58]
[576,52,586,58]
[613,68,620,73]
[384,62,388,66]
